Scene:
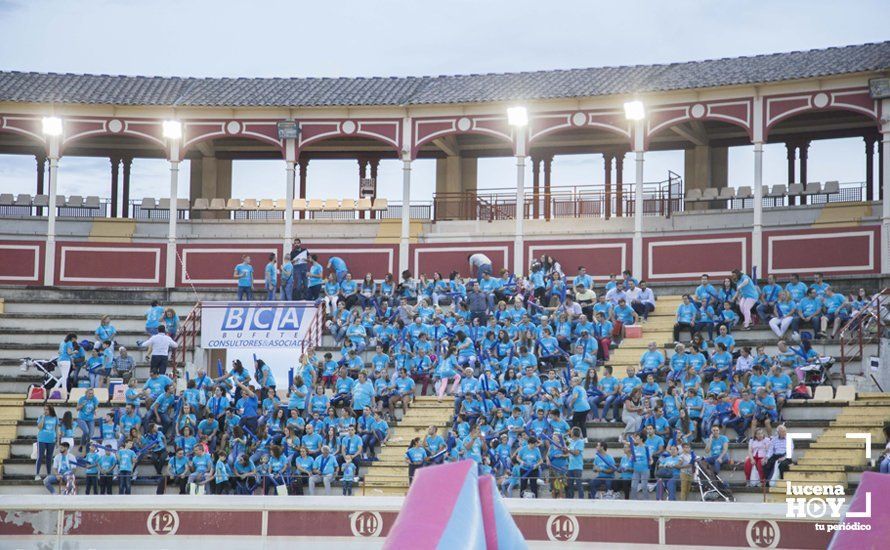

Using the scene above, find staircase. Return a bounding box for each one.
[362,396,455,496]
[0,395,24,478]
[607,295,683,370]
[769,392,890,500]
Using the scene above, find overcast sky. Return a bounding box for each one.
[0,0,886,203]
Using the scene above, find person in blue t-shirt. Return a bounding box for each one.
[327,256,349,283]
[233,255,254,301]
[703,425,730,473]
[116,440,137,494]
[145,301,165,335]
[35,405,59,479]
[674,295,698,342]
[264,253,279,301]
[517,437,544,498]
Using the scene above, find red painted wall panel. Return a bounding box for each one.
[767,228,877,275]
[0,240,41,284]
[664,518,831,549]
[645,234,749,281]
[57,243,163,286]
[62,510,261,536]
[179,244,283,287]
[304,243,397,280]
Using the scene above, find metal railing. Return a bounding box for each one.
[172,302,202,383]
[727,182,867,210]
[433,173,684,222]
[839,288,888,384]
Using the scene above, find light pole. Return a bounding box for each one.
[163,120,182,289]
[41,116,62,286]
[507,106,528,276]
[624,101,646,280]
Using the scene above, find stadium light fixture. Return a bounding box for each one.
[507,106,528,127]
[162,120,182,140]
[42,116,63,137]
[624,100,645,121]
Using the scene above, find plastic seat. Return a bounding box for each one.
[356,198,372,210]
[339,199,356,211]
[67,387,87,404]
[258,199,276,210]
[140,197,157,210]
[307,199,323,211]
[823,181,840,194]
[323,198,340,211]
[54,195,65,207]
[701,188,719,201]
[84,196,101,209]
[292,198,307,211]
[735,186,752,199]
[157,198,171,210]
[242,199,259,210]
[685,189,702,201]
[767,185,787,198]
[371,198,388,211]
[812,385,834,401]
[209,198,226,210]
[93,387,110,403]
[66,195,84,208]
[0,193,14,206]
[176,198,189,210]
[718,187,735,200]
[834,385,856,402]
[787,183,804,197]
[13,194,30,206]
[803,182,821,195]
[273,199,287,210]
[33,195,49,207]
[226,198,242,210]
[192,198,210,210]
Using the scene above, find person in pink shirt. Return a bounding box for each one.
[744,428,771,487]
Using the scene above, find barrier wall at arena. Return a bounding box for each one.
[0,495,832,549]
[0,203,880,287]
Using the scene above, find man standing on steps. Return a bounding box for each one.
[467,252,492,282]
[138,325,178,376]
[290,238,310,300]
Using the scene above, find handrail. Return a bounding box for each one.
[301,301,325,355]
[172,301,202,384]
[838,288,888,385]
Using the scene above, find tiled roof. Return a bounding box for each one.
[0,42,887,108]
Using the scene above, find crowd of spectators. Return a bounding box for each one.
[33,244,872,500]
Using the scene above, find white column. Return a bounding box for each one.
[43,137,60,286]
[165,151,180,289]
[399,158,411,274]
[631,119,645,279]
[283,138,296,254]
[513,126,527,276]
[752,142,764,276]
[881,113,890,273]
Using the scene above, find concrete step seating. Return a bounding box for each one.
[362,396,454,496]
[767,391,890,501]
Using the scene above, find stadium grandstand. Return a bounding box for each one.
[0,38,889,549]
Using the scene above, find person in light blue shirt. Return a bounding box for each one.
[638,342,665,380]
[674,295,698,342]
[117,440,137,494]
[822,288,849,338]
[703,426,730,473]
[566,428,586,499]
[341,456,357,496]
[573,267,593,295]
[785,274,808,302]
[796,287,824,338]
[326,256,348,283]
[264,253,279,301]
[75,388,99,451]
[733,270,759,329]
[588,440,617,498]
[307,255,325,300]
[694,275,718,306]
[145,301,165,335]
[280,254,294,301]
[188,444,215,487]
[718,302,739,332]
[36,405,59,478]
[809,273,830,298]
[233,255,254,301]
[757,275,782,323]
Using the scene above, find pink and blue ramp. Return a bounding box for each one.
[383,460,527,550]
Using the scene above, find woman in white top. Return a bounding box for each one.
[744,428,772,486]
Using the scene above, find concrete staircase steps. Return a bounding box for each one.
[362,396,454,496]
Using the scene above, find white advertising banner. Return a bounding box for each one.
[200,301,318,350]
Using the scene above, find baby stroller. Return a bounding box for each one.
[694,458,735,502]
[800,357,835,393]
[20,357,64,400]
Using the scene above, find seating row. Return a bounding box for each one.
[685,181,840,201]
[191,197,389,212]
[0,194,102,209]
